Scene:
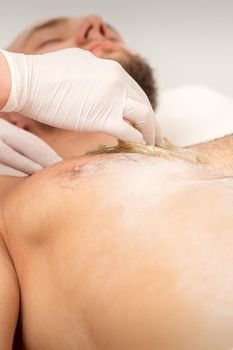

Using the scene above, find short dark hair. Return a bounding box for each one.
[120,54,158,111]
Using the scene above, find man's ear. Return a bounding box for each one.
[0,112,31,130]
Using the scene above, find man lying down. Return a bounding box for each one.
[0,131,233,350]
[1,14,233,350]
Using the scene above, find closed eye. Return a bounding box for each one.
[37,38,63,49]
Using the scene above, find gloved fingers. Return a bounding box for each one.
[0,141,43,175]
[123,98,163,146]
[3,126,62,167]
[154,121,164,147]
[124,73,164,145]
[125,70,151,106]
[0,163,26,177]
[106,120,145,144]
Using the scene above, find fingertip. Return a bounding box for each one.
[116,122,146,145]
[43,154,63,166]
[127,130,146,145]
[143,133,155,146]
[54,155,63,163]
[154,125,164,147]
[156,137,165,147]
[31,163,43,173]
[143,125,164,147]
[139,138,146,146]
[132,136,146,145]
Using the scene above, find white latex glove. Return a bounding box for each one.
[0,48,162,145]
[0,119,62,175]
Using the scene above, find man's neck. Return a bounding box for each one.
[188,134,233,176]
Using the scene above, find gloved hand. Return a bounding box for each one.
[0,48,162,145]
[0,119,62,175]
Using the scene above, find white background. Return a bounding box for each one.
[0,0,232,97]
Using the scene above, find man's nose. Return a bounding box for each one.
[76,16,109,45]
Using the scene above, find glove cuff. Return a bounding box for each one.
[0,49,28,113]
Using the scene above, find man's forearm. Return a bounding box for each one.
[0,52,11,109]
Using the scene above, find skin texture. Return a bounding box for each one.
[0,152,232,350]
[189,134,233,175]
[0,233,20,350]
[0,94,232,350]
[0,14,232,349]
